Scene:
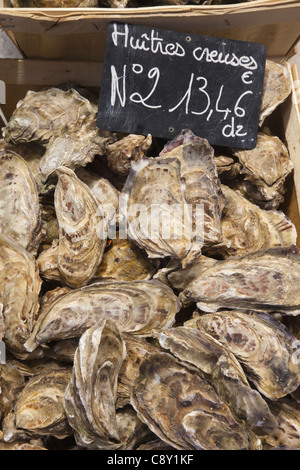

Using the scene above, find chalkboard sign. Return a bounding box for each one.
[97,22,267,149]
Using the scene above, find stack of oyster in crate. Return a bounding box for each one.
[0,56,300,451]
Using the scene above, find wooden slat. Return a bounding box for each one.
[0,58,103,86]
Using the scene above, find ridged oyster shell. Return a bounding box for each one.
[54,166,107,288]
[106,134,152,177]
[259,60,292,127]
[190,310,300,400]
[131,352,260,450]
[232,132,293,210]
[0,234,42,358]
[261,398,300,450]
[155,326,277,434]
[63,320,127,449]
[0,150,43,255]
[159,129,225,248]
[3,88,115,182]
[208,184,297,258]
[24,280,180,352]
[2,368,72,441]
[180,245,300,315]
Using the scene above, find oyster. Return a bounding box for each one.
[106,134,152,177]
[209,184,297,258]
[2,368,72,441]
[63,320,127,449]
[166,255,218,291]
[121,157,198,267]
[259,60,292,127]
[94,237,156,282]
[10,0,98,5]
[156,326,277,433]
[76,167,120,224]
[131,352,260,450]
[54,166,107,288]
[0,363,25,424]
[193,310,300,400]
[159,129,225,248]
[232,132,293,210]
[0,234,42,359]
[3,88,114,182]
[117,334,161,408]
[0,435,46,451]
[0,150,43,255]
[24,280,180,352]
[180,245,300,315]
[215,155,241,181]
[261,398,300,450]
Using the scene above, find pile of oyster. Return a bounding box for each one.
[0,59,300,451]
[8,0,256,9]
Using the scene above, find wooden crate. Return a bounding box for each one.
[0,2,300,241]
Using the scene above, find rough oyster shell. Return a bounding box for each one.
[63,320,128,449]
[106,134,152,177]
[40,203,59,250]
[76,167,120,224]
[0,363,25,424]
[131,352,260,450]
[3,88,115,182]
[209,184,297,258]
[121,157,198,267]
[94,237,157,282]
[117,334,161,408]
[180,245,300,315]
[10,0,98,5]
[24,280,180,352]
[0,234,42,359]
[193,310,300,400]
[156,326,277,434]
[0,150,43,255]
[2,368,72,441]
[159,129,225,248]
[259,60,292,127]
[54,166,107,288]
[232,132,293,210]
[215,155,241,181]
[261,398,300,450]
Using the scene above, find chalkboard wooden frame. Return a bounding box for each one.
[97,22,267,149]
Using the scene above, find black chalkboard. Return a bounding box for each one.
[97,22,267,149]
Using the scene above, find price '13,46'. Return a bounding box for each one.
[110,63,254,139]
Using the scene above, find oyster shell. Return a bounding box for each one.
[121,157,198,267]
[63,320,127,449]
[159,129,225,248]
[209,184,297,258]
[232,132,293,210]
[40,203,59,250]
[180,245,300,315]
[0,435,46,451]
[2,368,72,441]
[261,398,300,450]
[106,134,152,177]
[0,363,25,424]
[193,310,300,400]
[117,334,161,408]
[166,255,218,291]
[215,155,241,181]
[156,326,277,433]
[3,88,115,182]
[0,234,42,359]
[76,167,120,224]
[94,237,157,282]
[54,166,107,288]
[0,150,43,255]
[24,280,180,352]
[10,0,98,5]
[131,352,260,450]
[259,60,292,127]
